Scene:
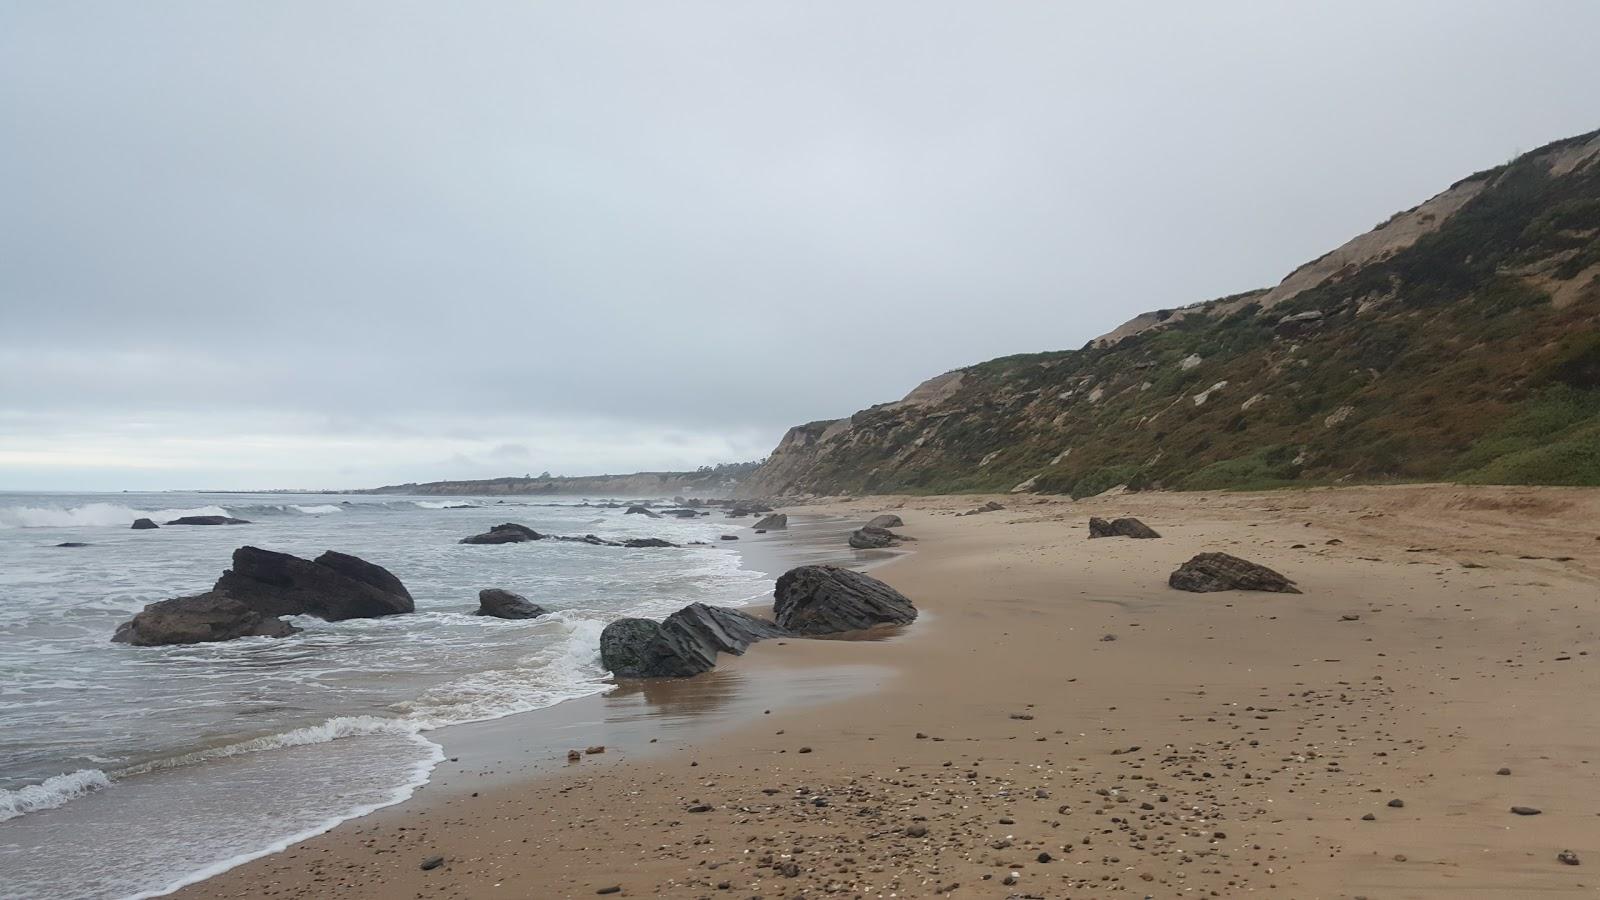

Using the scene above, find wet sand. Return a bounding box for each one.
[179,484,1598,898]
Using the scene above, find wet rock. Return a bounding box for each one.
[460,523,543,544]
[213,546,415,621]
[1087,516,1160,539]
[166,515,250,526]
[475,588,547,619]
[1169,552,1300,593]
[773,565,917,634]
[752,513,788,530]
[719,535,739,541]
[848,525,903,549]
[130,518,159,530]
[622,538,677,548]
[624,505,662,518]
[112,594,300,646]
[600,603,789,678]
[866,514,904,529]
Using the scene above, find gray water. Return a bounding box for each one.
[0,491,769,899]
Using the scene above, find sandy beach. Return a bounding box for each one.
[178,484,1599,899]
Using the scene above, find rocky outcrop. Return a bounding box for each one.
[848,525,904,549]
[866,514,903,529]
[625,505,662,519]
[773,565,918,634]
[213,546,416,619]
[130,518,159,530]
[167,515,250,526]
[112,594,301,647]
[475,588,547,619]
[460,523,543,544]
[1088,516,1161,539]
[751,513,788,530]
[1169,552,1300,593]
[622,537,677,548]
[600,603,790,678]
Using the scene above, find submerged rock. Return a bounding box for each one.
[625,505,662,519]
[166,515,250,526]
[213,546,416,620]
[475,588,547,619]
[1169,552,1300,593]
[773,565,918,634]
[112,593,301,647]
[600,604,789,678]
[751,513,788,530]
[1088,516,1161,539]
[866,514,903,529]
[460,523,543,544]
[622,537,677,548]
[130,518,159,530]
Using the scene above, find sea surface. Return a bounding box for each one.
[0,491,773,899]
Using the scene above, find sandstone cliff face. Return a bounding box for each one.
[739,129,1600,498]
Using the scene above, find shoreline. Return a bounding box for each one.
[180,484,1599,897]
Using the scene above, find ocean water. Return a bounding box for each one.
[0,491,771,899]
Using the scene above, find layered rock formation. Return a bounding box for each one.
[1169,552,1300,593]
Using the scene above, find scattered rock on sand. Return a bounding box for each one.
[956,501,1004,517]
[848,525,905,549]
[1087,516,1161,539]
[112,593,301,647]
[1510,805,1542,815]
[1558,849,1580,865]
[130,518,159,530]
[1169,552,1300,593]
[419,856,444,871]
[773,565,917,634]
[460,523,543,544]
[600,603,789,678]
[475,588,547,619]
[867,514,904,529]
[166,515,250,526]
[752,513,788,530]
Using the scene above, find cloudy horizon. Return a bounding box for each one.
[4,2,1599,491]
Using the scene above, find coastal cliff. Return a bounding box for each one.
[740,129,1600,498]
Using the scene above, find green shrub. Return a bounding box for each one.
[1070,464,1142,499]
[1180,445,1303,490]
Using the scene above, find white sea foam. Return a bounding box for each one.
[288,504,342,515]
[0,768,112,821]
[413,500,476,509]
[0,503,232,529]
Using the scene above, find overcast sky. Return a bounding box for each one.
[3,2,1598,490]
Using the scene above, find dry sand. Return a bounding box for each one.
[179,484,1598,899]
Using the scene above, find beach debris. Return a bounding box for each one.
[166,515,250,525]
[772,564,918,634]
[752,513,788,530]
[601,603,790,678]
[474,588,547,620]
[1168,552,1300,593]
[1087,516,1161,539]
[130,517,159,529]
[111,593,301,647]
[419,855,444,871]
[867,514,904,528]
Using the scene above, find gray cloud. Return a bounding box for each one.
[3,1,1598,488]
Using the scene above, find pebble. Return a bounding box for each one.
[419,856,444,871]
[1496,767,1512,775]
[1558,850,1580,866]
[1387,798,1405,808]
[596,887,621,895]
[1510,806,1542,816]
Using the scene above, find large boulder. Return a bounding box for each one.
[866,514,903,529]
[1169,553,1300,593]
[625,505,662,519]
[600,604,789,678]
[131,518,159,530]
[752,513,788,530]
[213,546,416,620]
[112,594,300,647]
[848,525,901,549]
[475,588,547,619]
[460,523,543,544]
[1088,516,1161,539]
[166,515,250,526]
[773,565,917,634]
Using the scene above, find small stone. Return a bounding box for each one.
[1510,806,1542,816]
[999,816,1015,825]
[688,804,712,813]
[1387,798,1405,808]
[778,862,801,878]
[585,745,605,754]
[1361,813,1376,821]
[798,746,813,754]
[596,887,621,895]
[1009,713,1034,720]
[1497,767,1512,775]
[567,749,581,762]
[906,825,928,837]
[1001,873,1018,886]
[1341,614,1360,621]
[419,856,444,871]
[1037,852,1052,863]
[1557,849,1580,866]
[1100,633,1118,642]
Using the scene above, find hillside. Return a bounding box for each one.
[740,129,1600,498]
[364,462,758,497]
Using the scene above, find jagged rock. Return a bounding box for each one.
[866,514,903,529]
[622,537,676,548]
[1169,552,1300,593]
[213,546,416,619]
[848,525,902,549]
[773,565,917,634]
[166,515,250,526]
[111,593,300,646]
[1088,516,1161,539]
[460,523,543,544]
[752,513,788,530]
[555,533,616,546]
[624,505,662,519]
[130,518,159,530]
[600,604,789,678]
[475,588,547,619]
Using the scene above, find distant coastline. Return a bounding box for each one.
[357,461,761,498]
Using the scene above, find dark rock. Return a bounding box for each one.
[751,513,788,530]
[848,525,905,549]
[625,505,662,518]
[1361,813,1376,821]
[111,593,300,646]
[1510,806,1542,815]
[622,538,677,548]
[166,515,250,526]
[600,603,789,678]
[662,509,700,518]
[1558,849,1580,866]
[55,542,91,548]
[1169,552,1300,593]
[866,514,904,529]
[1388,798,1405,808]
[1087,516,1160,539]
[719,534,739,541]
[1497,767,1512,775]
[773,565,917,634]
[956,501,1005,517]
[213,546,415,620]
[460,522,542,544]
[419,856,444,871]
[130,518,159,530]
[475,588,547,619]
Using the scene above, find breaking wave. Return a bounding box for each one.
[0,768,113,822]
